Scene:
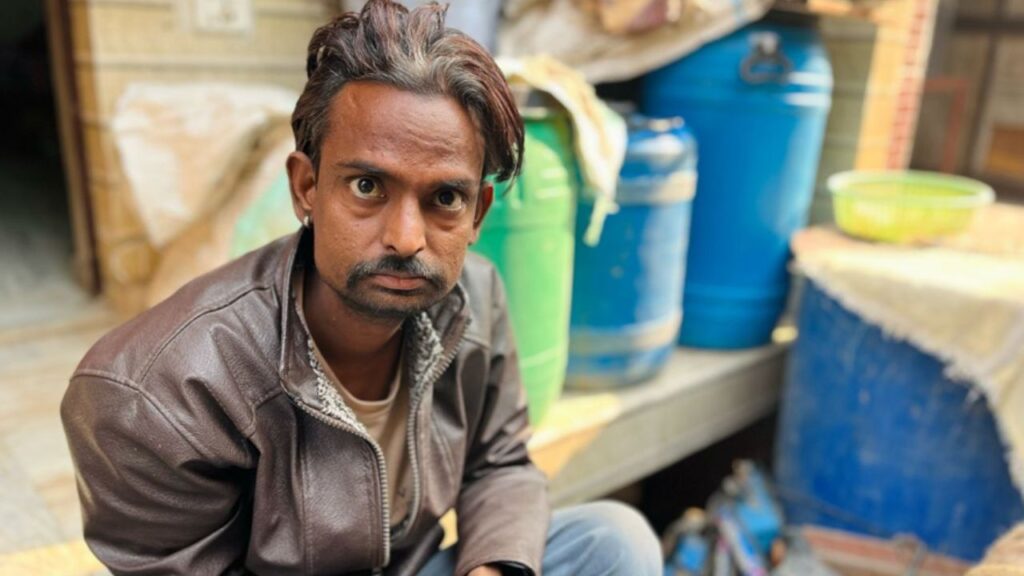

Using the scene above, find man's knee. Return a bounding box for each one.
[552,501,662,575]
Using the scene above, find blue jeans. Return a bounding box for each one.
[417,501,663,576]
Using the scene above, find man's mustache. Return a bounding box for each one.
[347,255,444,289]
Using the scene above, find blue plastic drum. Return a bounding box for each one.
[776,281,1024,561]
[567,116,696,389]
[643,23,832,349]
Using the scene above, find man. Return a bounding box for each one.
[61,1,661,574]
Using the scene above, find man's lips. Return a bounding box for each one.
[369,273,428,291]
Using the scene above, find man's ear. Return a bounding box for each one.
[470,181,494,244]
[286,151,317,225]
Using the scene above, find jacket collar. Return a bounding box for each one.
[275,228,470,408]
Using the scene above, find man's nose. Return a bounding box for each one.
[381,195,426,258]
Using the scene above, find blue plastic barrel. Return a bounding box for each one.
[567,116,696,389]
[642,23,832,349]
[775,281,1024,561]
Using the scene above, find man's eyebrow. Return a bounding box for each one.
[335,160,389,177]
[435,178,477,192]
[336,160,478,192]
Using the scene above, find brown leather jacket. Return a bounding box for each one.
[61,230,550,576]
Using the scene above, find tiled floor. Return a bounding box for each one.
[0,145,116,573]
[0,301,118,575]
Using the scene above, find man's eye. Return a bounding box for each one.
[349,177,382,198]
[436,189,465,211]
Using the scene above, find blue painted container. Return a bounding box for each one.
[776,281,1024,561]
[567,116,697,389]
[642,24,832,349]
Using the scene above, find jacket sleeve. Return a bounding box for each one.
[454,269,551,576]
[60,371,253,576]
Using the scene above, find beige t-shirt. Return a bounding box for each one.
[297,272,413,527]
[333,353,412,528]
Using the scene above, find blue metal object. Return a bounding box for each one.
[642,23,832,349]
[665,514,709,576]
[731,462,784,556]
[775,281,1024,561]
[567,115,696,389]
[672,534,709,575]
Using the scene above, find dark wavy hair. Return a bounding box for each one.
[291,0,523,182]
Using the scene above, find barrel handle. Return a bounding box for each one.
[740,32,793,84]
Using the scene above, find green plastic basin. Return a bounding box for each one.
[828,170,994,244]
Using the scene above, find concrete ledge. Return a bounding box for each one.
[529,341,790,506]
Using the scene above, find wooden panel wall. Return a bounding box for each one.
[809,17,877,224]
[68,0,333,312]
[912,0,1024,196]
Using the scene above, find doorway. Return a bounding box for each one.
[0,0,96,331]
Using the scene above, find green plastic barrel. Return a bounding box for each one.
[472,108,577,425]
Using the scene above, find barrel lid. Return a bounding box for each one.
[627,114,685,134]
[647,22,832,94]
[620,114,696,179]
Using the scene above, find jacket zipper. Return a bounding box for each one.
[392,318,468,543]
[299,314,468,571]
[290,397,393,568]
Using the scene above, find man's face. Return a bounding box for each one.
[288,81,493,319]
